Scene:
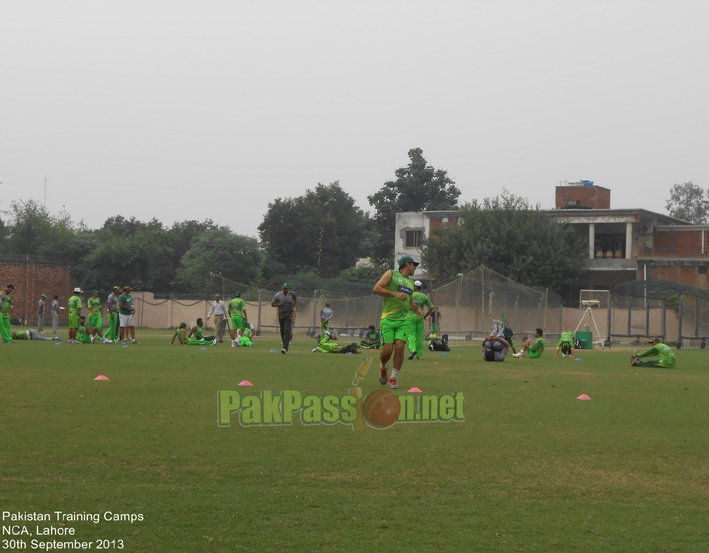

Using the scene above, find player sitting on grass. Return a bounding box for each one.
[12,328,61,341]
[171,322,215,346]
[426,330,450,352]
[235,323,254,347]
[513,328,545,358]
[73,316,93,344]
[189,318,217,346]
[361,325,381,349]
[631,337,676,368]
[555,331,575,358]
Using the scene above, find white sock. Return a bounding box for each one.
[391,369,400,381]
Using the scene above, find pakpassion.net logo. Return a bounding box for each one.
[217,358,465,430]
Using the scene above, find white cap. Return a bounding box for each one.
[414,280,422,287]
[73,287,83,293]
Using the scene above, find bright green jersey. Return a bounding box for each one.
[639,343,675,363]
[88,297,101,315]
[68,295,81,314]
[412,291,433,311]
[77,323,91,343]
[530,337,545,354]
[381,270,414,321]
[229,298,246,316]
[13,331,29,340]
[557,331,574,346]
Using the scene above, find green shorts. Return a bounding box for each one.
[231,315,245,331]
[527,348,542,359]
[69,313,80,329]
[380,318,409,344]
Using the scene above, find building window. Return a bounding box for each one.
[699,266,708,274]
[441,217,449,223]
[405,230,423,248]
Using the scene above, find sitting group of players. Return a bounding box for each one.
[481,322,676,368]
[171,317,255,347]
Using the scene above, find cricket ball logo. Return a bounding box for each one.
[217,357,464,430]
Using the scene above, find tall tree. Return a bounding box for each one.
[665,181,709,223]
[258,182,368,278]
[368,148,461,265]
[2,199,87,259]
[174,227,263,293]
[422,191,586,292]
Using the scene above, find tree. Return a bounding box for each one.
[422,191,586,292]
[665,182,709,223]
[368,148,461,264]
[174,227,263,293]
[258,182,369,278]
[2,200,87,259]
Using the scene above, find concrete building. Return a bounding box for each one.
[394,183,709,304]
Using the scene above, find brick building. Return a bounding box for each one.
[394,183,706,305]
[0,255,74,326]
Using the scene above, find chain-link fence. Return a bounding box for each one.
[609,279,709,347]
[430,266,564,343]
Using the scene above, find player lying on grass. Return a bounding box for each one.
[12,328,61,341]
[555,330,575,358]
[311,330,360,354]
[171,322,215,346]
[482,334,509,361]
[631,337,676,368]
[513,328,545,358]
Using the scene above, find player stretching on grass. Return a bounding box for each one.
[631,337,676,368]
[373,256,422,389]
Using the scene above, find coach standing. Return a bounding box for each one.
[118,285,139,344]
[207,293,228,343]
[271,283,296,354]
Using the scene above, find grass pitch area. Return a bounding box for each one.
[2,332,708,552]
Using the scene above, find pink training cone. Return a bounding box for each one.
[408,387,422,393]
[577,394,592,400]
[94,375,109,381]
[238,380,253,387]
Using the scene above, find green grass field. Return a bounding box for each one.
[2,332,708,552]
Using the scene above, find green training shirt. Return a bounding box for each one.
[381,270,414,321]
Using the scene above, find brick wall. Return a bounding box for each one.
[0,259,74,326]
[555,185,611,209]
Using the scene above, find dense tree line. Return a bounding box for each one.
[0,148,605,294]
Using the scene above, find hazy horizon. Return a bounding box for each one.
[2,1,707,238]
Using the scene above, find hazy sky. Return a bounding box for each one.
[2,1,707,238]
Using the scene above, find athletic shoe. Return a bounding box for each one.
[231,341,236,348]
[281,348,287,354]
[131,339,140,345]
[379,366,388,385]
[513,352,523,358]
[408,351,416,360]
[415,356,421,360]
[103,338,112,344]
[90,335,95,344]
[388,379,399,389]
[213,338,217,346]
[312,347,318,352]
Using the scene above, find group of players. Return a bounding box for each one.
[173,291,252,348]
[0,284,138,345]
[481,324,676,368]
